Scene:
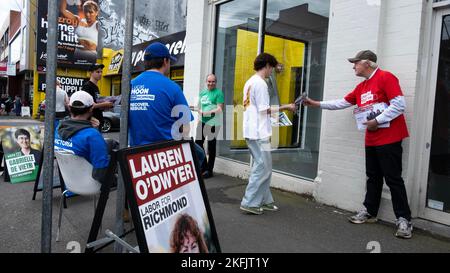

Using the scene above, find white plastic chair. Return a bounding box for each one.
[55,150,101,242]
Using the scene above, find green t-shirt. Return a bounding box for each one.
[199,88,224,126]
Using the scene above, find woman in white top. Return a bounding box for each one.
[56,80,69,122]
[60,0,99,62]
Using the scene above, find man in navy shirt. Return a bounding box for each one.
[54,90,110,182]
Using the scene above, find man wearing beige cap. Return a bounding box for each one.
[54,90,110,182]
[303,50,413,239]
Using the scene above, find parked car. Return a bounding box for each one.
[101,110,120,133]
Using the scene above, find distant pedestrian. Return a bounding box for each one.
[55,80,70,128]
[14,96,22,116]
[240,53,296,215]
[0,94,7,115]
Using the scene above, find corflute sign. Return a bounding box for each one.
[117,140,220,253]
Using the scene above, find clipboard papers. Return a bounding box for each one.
[353,102,390,131]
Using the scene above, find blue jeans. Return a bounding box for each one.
[241,138,274,208]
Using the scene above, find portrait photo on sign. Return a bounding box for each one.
[0,126,42,184]
[118,140,220,253]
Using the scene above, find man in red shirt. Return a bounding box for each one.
[304,50,413,239]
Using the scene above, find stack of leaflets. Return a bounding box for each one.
[294,92,307,106]
[353,102,390,131]
[271,112,293,127]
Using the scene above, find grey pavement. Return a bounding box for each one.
[1,170,450,253]
[1,120,450,253]
[0,116,42,126]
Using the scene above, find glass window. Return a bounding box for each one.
[214,0,261,164]
[264,0,329,179]
[214,0,330,180]
[426,15,450,213]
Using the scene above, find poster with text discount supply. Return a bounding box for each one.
[0,126,42,184]
[118,140,221,253]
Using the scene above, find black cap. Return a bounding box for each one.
[88,63,105,71]
[348,50,377,63]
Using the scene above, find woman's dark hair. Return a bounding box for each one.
[170,213,209,253]
[14,128,30,139]
[254,53,278,71]
[145,58,166,70]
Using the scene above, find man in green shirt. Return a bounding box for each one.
[195,74,224,179]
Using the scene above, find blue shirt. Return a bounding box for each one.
[54,126,109,169]
[129,71,193,146]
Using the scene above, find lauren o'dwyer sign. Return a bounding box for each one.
[0,126,42,184]
[118,140,220,253]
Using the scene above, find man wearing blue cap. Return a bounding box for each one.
[128,42,205,164]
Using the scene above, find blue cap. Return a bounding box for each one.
[144,42,177,62]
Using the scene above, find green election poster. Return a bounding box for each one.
[0,126,42,184]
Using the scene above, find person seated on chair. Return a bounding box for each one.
[54,90,111,183]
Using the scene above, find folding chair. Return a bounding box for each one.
[55,150,102,242]
[55,149,137,253]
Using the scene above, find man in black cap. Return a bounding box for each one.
[82,63,113,131]
[303,50,413,239]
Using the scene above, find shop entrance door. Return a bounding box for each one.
[420,8,450,225]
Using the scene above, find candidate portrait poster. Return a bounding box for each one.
[0,126,42,184]
[118,140,220,253]
[37,0,100,69]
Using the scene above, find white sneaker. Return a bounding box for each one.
[348,209,378,224]
[395,217,413,239]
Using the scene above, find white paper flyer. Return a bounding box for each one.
[353,102,390,131]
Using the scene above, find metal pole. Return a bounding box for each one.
[257,0,267,55]
[41,0,58,253]
[114,0,134,253]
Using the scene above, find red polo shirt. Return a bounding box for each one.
[344,69,409,147]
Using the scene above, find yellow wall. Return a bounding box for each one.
[32,49,113,119]
[232,29,305,148]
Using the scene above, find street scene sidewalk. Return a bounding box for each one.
[1,167,450,253]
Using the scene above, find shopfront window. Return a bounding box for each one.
[214,0,261,164]
[214,0,330,180]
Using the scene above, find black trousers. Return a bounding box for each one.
[195,122,219,173]
[364,141,411,221]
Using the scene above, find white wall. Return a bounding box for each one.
[184,0,215,138]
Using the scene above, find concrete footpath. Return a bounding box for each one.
[1,171,450,253]
[1,116,450,253]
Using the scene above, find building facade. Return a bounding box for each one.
[182,0,450,227]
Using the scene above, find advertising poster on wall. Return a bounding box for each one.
[117,140,221,253]
[99,0,187,50]
[131,31,186,73]
[0,126,42,184]
[36,0,100,69]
